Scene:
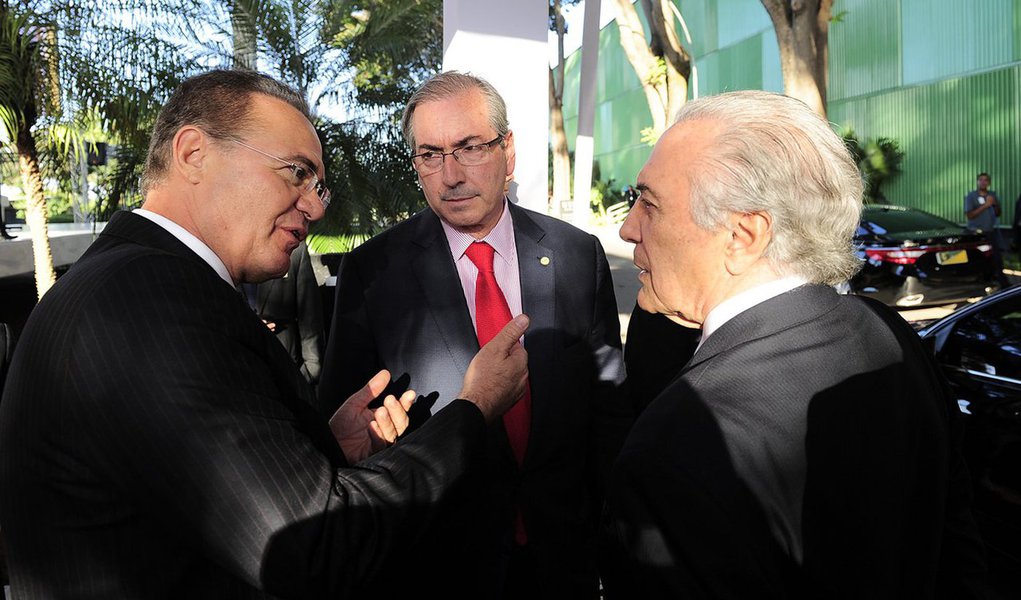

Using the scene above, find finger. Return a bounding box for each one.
[345,370,391,412]
[384,394,411,437]
[369,420,387,443]
[366,369,391,398]
[373,404,397,443]
[488,314,530,354]
[398,389,417,411]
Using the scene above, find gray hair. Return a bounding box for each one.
[400,71,509,150]
[675,90,863,286]
[142,69,311,194]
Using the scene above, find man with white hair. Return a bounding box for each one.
[599,90,988,598]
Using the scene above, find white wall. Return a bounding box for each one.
[443,0,549,213]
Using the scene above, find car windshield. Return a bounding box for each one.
[859,207,959,236]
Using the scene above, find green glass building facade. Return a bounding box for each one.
[561,0,1021,226]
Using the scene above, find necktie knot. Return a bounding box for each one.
[465,241,496,274]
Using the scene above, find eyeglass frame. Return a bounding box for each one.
[226,138,332,210]
[410,135,506,174]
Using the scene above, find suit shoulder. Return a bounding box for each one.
[512,205,600,247]
[63,240,199,293]
[58,242,233,320]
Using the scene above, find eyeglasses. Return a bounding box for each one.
[410,135,505,175]
[228,138,331,210]
[624,185,641,208]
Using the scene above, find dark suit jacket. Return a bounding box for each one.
[622,303,699,415]
[250,242,324,386]
[0,211,494,599]
[318,204,629,597]
[600,284,988,599]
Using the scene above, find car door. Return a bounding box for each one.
[932,294,1021,582]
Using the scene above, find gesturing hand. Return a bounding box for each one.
[329,370,416,463]
[459,314,530,423]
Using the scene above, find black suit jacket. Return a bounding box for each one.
[0,211,494,599]
[600,284,988,599]
[250,242,324,386]
[318,204,629,596]
[622,303,700,415]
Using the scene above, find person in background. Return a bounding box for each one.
[965,172,1009,287]
[243,240,324,388]
[621,301,698,416]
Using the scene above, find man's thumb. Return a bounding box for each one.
[349,369,391,409]
[491,314,530,351]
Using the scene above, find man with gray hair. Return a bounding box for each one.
[599,90,987,598]
[319,71,629,597]
[0,69,529,598]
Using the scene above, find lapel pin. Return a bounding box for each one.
[539,256,551,266]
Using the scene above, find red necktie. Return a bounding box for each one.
[465,241,531,544]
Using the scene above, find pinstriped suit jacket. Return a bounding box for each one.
[0,210,489,599]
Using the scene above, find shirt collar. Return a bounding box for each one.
[698,276,809,350]
[133,208,235,288]
[440,198,515,264]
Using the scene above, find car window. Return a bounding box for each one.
[939,295,1021,380]
[860,208,959,235]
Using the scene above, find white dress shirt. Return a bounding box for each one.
[440,200,524,330]
[697,276,809,351]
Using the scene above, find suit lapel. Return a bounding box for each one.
[510,205,554,467]
[410,211,479,376]
[685,284,839,372]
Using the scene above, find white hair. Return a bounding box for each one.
[675,90,863,286]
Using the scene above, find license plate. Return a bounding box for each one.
[937,249,968,265]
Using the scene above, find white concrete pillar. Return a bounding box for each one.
[571,0,602,230]
[443,0,549,214]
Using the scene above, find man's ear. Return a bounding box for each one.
[724,211,772,275]
[503,130,516,184]
[171,126,210,185]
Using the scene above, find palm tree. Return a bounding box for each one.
[310,0,443,249]
[0,6,60,297]
[0,1,197,299]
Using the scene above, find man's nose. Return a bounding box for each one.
[620,208,640,243]
[297,189,325,222]
[440,154,467,186]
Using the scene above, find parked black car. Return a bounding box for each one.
[918,285,1021,597]
[849,205,999,307]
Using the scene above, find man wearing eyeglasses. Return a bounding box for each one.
[319,71,629,598]
[0,69,531,598]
